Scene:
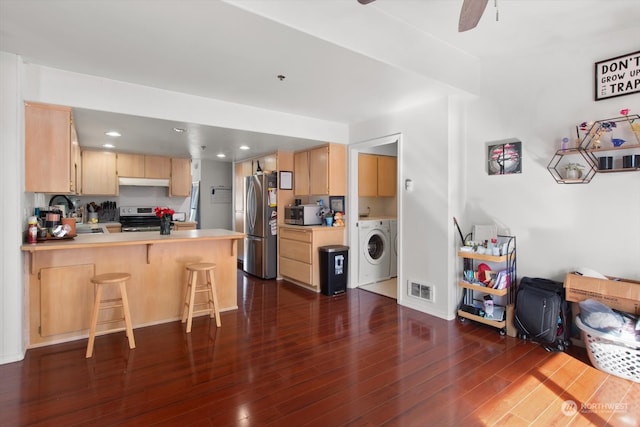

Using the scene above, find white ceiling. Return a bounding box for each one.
[1,0,639,161]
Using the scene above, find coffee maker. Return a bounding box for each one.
[36,206,62,230]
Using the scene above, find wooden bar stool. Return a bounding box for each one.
[86,272,136,358]
[182,263,221,333]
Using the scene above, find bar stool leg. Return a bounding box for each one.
[86,283,103,358]
[186,271,198,333]
[207,270,221,328]
[120,282,136,350]
[181,269,194,324]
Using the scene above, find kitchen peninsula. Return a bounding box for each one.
[21,229,243,347]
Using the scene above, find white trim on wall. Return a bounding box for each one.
[0,52,26,363]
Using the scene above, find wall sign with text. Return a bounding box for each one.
[595,50,640,101]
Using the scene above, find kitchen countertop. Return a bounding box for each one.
[21,228,244,252]
[279,223,345,231]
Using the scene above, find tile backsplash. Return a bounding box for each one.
[62,186,190,223]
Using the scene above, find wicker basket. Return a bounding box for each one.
[575,317,639,383]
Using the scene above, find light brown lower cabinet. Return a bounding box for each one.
[279,225,345,291]
[40,264,95,337]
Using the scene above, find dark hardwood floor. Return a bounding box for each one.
[2,271,638,426]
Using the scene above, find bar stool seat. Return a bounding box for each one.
[86,272,135,358]
[182,263,221,332]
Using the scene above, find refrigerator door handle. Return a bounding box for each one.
[247,179,257,230]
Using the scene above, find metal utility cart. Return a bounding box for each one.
[457,235,517,336]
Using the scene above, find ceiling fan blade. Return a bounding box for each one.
[458,0,489,32]
[357,0,376,4]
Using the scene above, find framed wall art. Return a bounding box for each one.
[329,196,345,214]
[595,50,640,101]
[487,139,522,175]
[279,171,293,190]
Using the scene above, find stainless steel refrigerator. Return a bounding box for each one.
[188,181,200,224]
[243,172,277,279]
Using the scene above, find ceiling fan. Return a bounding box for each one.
[357,0,490,32]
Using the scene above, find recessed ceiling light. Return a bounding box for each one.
[216,153,226,158]
[173,127,186,133]
[239,145,250,150]
[105,131,121,137]
[102,143,115,148]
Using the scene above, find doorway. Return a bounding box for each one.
[348,134,401,300]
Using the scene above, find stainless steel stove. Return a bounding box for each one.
[119,206,162,232]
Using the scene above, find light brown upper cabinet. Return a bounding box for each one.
[358,154,378,197]
[377,155,397,197]
[116,153,145,178]
[358,154,397,197]
[70,124,82,195]
[309,146,330,196]
[81,150,118,195]
[25,102,76,193]
[117,153,175,182]
[294,151,310,196]
[170,158,191,197]
[294,143,346,196]
[144,155,171,178]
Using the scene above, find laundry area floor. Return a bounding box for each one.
[359,278,397,299]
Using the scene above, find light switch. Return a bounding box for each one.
[405,179,413,191]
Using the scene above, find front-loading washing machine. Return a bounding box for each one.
[358,219,391,285]
[389,219,397,278]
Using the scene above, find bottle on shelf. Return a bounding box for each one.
[27,216,38,244]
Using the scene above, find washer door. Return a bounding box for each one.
[393,233,398,256]
[363,230,388,265]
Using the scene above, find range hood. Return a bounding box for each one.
[118,177,170,187]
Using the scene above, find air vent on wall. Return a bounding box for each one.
[409,280,434,302]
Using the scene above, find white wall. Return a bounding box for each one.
[351,98,464,320]
[466,43,640,282]
[350,40,639,322]
[0,52,25,363]
[199,160,233,229]
[22,64,349,144]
